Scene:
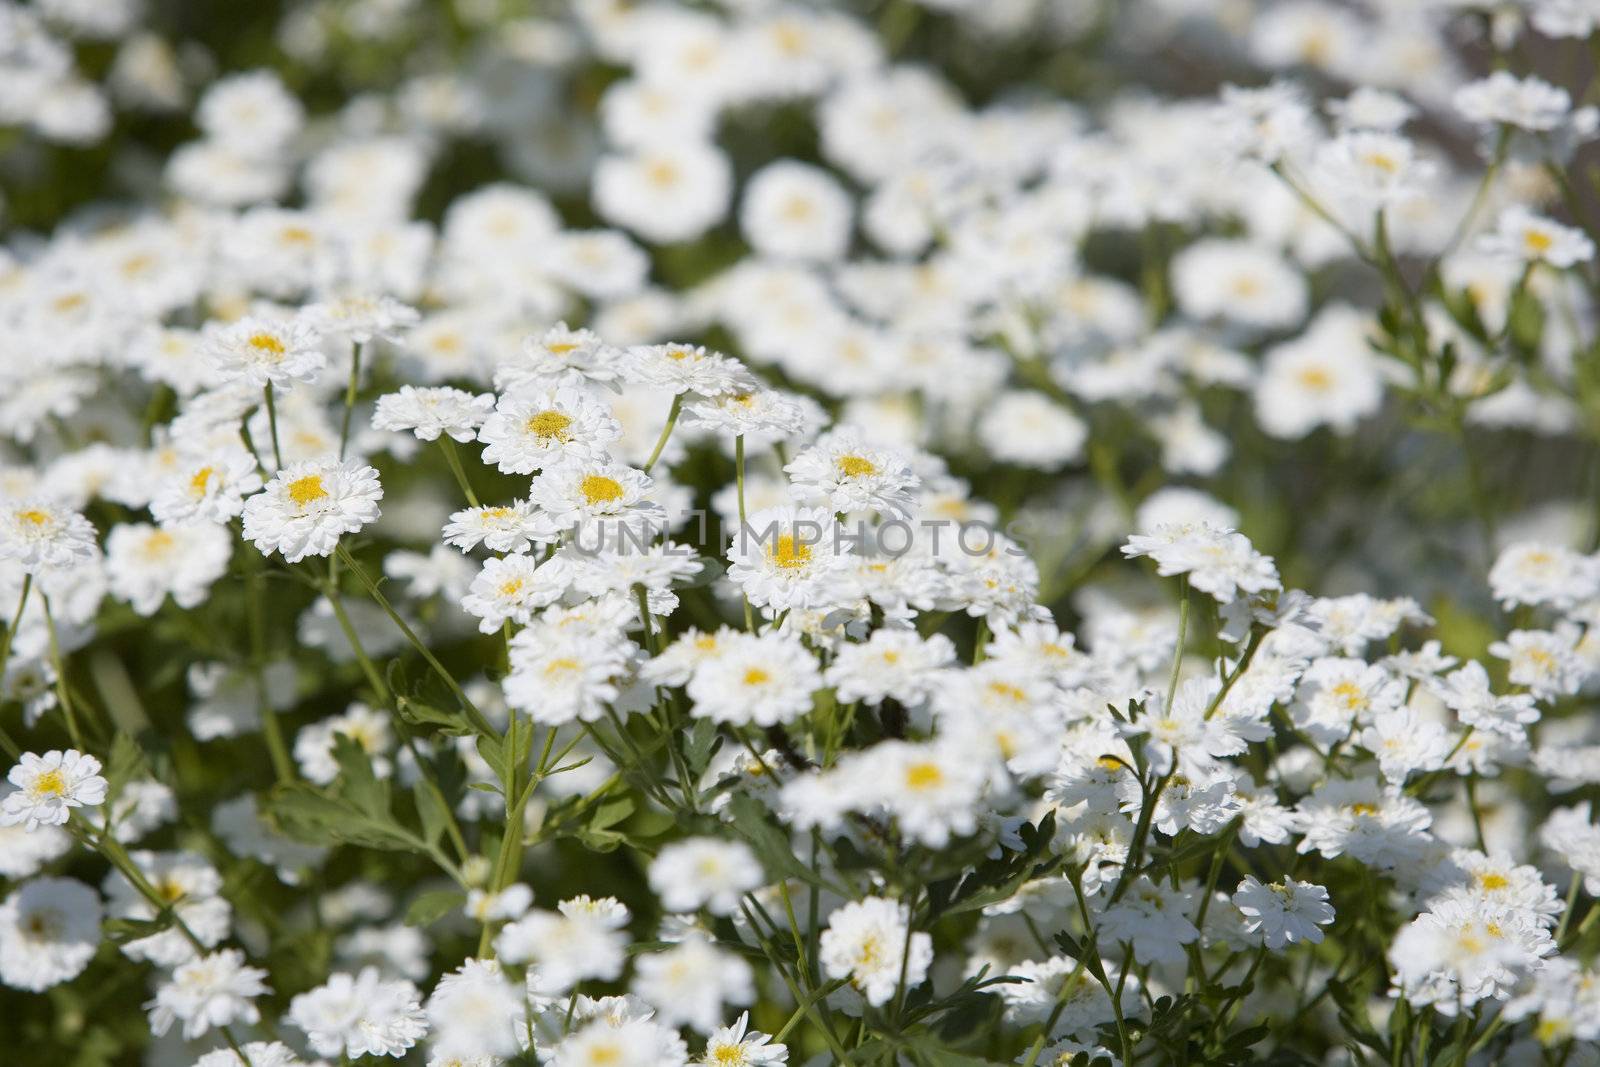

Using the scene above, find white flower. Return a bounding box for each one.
[105,522,232,615]
[496,897,630,994]
[1455,72,1571,132]
[495,323,623,394]
[1480,205,1595,268]
[594,141,733,245]
[103,850,231,965]
[302,294,420,345]
[1488,542,1599,610]
[460,552,573,634]
[294,703,394,785]
[0,500,97,571]
[1314,131,1434,208]
[195,1041,307,1067]
[825,629,955,707]
[372,386,494,443]
[0,876,101,991]
[1170,238,1308,331]
[1230,876,1335,949]
[1122,524,1279,603]
[726,505,853,613]
[477,387,622,474]
[784,431,920,518]
[976,391,1088,472]
[686,631,822,727]
[624,342,756,397]
[1096,876,1199,965]
[146,948,271,1040]
[241,459,382,563]
[425,958,526,1060]
[442,500,557,554]
[2,749,108,830]
[631,935,754,1032]
[529,460,663,534]
[740,160,853,263]
[649,838,765,916]
[819,897,932,1007]
[692,1012,788,1067]
[196,69,303,155]
[1254,305,1384,439]
[206,315,326,388]
[150,449,263,526]
[288,967,428,1059]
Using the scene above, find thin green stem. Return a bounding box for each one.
[263,385,284,471]
[339,341,364,461]
[642,393,684,474]
[439,437,481,507]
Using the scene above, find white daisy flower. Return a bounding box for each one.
[1,749,108,830]
[477,386,622,474]
[205,314,326,388]
[726,504,853,613]
[372,385,494,443]
[495,323,623,394]
[529,460,663,534]
[623,342,757,397]
[105,522,232,616]
[0,499,98,571]
[145,948,271,1040]
[150,448,263,526]
[288,967,429,1060]
[442,500,558,554]
[241,459,382,563]
[648,838,765,916]
[460,552,574,634]
[686,630,821,727]
[0,876,102,992]
[818,897,931,1007]
[784,432,920,518]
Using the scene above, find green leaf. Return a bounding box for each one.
[413,780,453,846]
[724,793,847,896]
[405,889,466,927]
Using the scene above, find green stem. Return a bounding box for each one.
[735,434,755,631]
[339,341,364,461]
[41,594,85,748]
[642,393,684,474]
[334,543,495,736]
[263,385,283,471]
[439,438,481,507]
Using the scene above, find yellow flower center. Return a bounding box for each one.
[1478,872,1510,891]
[987,681,1027,703]
[836,454,877,478]
[188,467,216,497]
[545,657,580,677]
[742,668,771,686]
[286,474,329,507]
[499,578,525,597]
[141,530,177,558]
[1297,366,1333,391]
[15,508,49,527]
[711,1045,744,1065]
[904,762,944,790]
[546,341,580,355]
[247,332,286,358]
[579,475,624,505]
[526,410,573,441]
[1524,230,1554,254]
[31,769,66,798]
[481,507,513,519]
[1348,802,1379,816]
[768,533,812,570]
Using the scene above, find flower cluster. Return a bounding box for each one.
[4,2,1600,1067]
